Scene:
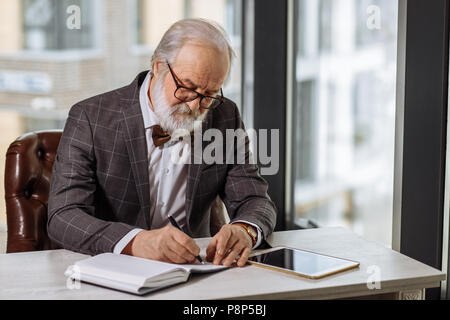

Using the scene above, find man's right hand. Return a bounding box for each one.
[121,225,200,264]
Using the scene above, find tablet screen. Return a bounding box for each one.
[248,248,359,279]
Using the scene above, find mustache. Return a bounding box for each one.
[170,103,202,118]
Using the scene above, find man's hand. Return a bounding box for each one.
[122,225,200,264]
[206,224,255,267]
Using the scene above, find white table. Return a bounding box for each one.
[0,227,445,300]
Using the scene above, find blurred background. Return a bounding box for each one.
[292,0,397,246]
[0,0,398,252]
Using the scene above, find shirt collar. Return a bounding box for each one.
[139,71,160,130]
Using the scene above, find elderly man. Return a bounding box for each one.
[48,19,277,268]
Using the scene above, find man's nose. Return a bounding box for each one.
[186,97,201,111]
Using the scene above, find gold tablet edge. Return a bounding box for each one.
[247,260,360,280]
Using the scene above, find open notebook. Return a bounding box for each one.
[64,253,228,295]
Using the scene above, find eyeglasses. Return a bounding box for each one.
[166,61,224,110]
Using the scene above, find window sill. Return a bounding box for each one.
[0,105,69,119]
[0,49,104,62]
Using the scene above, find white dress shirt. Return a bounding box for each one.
[113,72,261,254]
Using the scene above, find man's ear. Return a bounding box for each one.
[152,62,158,77]
[152,60,163,77]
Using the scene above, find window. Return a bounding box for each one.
[292,0,398,247]
[22,0,95,50]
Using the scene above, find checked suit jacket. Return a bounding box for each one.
[47,71,277,256]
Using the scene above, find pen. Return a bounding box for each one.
[168,215,204,264]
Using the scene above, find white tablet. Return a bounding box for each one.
[248,247,360,279]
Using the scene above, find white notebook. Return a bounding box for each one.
[64,253,228,295]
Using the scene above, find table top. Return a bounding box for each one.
[0,227,445,300]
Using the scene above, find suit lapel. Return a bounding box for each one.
[120,72,151,228]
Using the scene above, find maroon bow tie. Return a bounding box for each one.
[151,125,171,147]
[151,125,195,147]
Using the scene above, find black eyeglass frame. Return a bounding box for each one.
[166,61,225,110]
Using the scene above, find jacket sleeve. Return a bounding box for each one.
[219,105,277,241]
[47,103,135,256]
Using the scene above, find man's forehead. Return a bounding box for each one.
[175,44,229,71]
[176,41,228,60]
[172,45,229,91]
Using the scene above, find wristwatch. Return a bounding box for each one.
[233,223,258,247]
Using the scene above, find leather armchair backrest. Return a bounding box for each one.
[5,130,62,253]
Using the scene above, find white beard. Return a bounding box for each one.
[151,74,208,135]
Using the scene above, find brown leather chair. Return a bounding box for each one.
[5,130,62,253]
[4,130,227,253]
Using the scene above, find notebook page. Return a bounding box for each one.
[75,253,184,286]
[181,262,228,273]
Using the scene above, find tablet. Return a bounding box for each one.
[248,247,360,279]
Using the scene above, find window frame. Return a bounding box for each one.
[252,0,288,231]
[393,0,449,300]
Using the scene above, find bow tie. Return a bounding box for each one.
[151,125,172,147]
[151,125,195,147]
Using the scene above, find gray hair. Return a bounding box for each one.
[151,18,235,73]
